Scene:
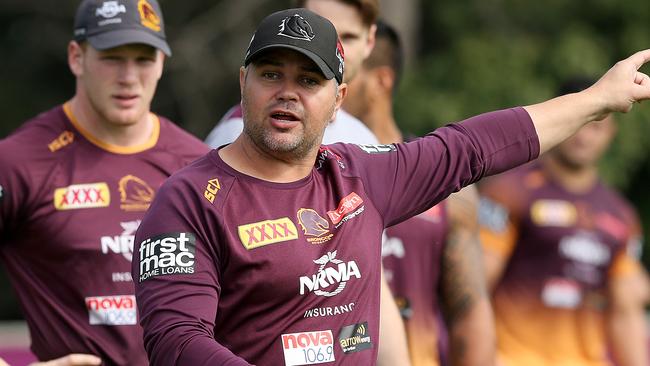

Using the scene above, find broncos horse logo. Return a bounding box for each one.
[278,14,315,41]
[297,208,330,237]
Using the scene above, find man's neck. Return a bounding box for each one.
[542,155,599,194]
[219,135,318,183]
[358,103,402,144]
[68,95,154,147]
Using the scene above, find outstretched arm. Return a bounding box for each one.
[525,49,650,153]
[440,185,496,366]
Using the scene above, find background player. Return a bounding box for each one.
[344,20,495,366]
[0,0,208,364]
[479,78,650,366]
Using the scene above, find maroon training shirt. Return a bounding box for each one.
[0,104,209,365]
[133,107,539,365]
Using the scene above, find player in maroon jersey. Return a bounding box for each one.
[479,78,649,366]
[132,7,650,366]
[0,0,208,365]
[344,20,494,366]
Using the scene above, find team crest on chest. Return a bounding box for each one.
[297,208,334,244]
[119,175,154,212]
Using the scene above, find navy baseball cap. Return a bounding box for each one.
[73,0,171,56]
[244,8,345,84]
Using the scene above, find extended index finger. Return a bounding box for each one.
[627,49,650,70]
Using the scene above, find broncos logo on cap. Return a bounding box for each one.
[278,14,315,41]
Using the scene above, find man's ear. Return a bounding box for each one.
[68,41,84,77]
[331,82,348,122]
[363,23,377,59]
[239,66,247,97]
[376,66,396,95]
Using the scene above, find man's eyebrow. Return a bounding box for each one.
[253,57,283,67]
[253,55,323,76]
[300,64,322,75]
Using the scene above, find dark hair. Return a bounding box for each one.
[556,76,595,96]
[364,20,403,89]
[293,0,379,27]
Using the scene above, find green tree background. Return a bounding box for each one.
[0,0,648,319]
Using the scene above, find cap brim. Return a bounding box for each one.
[245,44,335,81]
[88,29,172,56]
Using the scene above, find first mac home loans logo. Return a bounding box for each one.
[138,232,195,282]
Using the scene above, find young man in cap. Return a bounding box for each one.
[479,78,649,366]
[344,20,495,366]
[133,8,650,365]
[0,0,208,364]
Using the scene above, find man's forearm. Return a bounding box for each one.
[377,269,412,366]
[607,305,648,366]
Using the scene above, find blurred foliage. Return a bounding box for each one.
[0,0,649,319]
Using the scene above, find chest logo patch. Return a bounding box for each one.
[54,182,110,210]
[327,192,364,227]
[119,175,154,212]
[281,330,335,365]
[531,199,577,227]
[299,251,361,297]
[85,295,137,325]
[338,321,372,354]
[297,208,333,244]
[238,217,298,250]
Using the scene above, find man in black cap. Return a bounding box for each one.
[132,7,650,365]
[0,0,208,365]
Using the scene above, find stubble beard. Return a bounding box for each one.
[242,109,323,161]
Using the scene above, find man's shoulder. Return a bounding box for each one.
[157,115,211,157]
[0,106,69,165]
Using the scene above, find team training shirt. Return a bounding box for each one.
[479,160,643,366]
[382,202,449,366]
[0,104,209,365]
[134,107,539,365]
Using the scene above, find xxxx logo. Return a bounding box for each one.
[54,183,110,210]
[238,217,298,250]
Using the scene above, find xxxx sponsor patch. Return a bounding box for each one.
[238,217,298,250]
[54,182,110,210]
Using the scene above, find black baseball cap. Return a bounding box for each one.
[244,8,345,84]
[73,0,171,56]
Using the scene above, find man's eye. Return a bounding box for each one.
[301,77,318,86]
[262,72,280,80]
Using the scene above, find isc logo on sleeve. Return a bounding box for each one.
[54,182,110,210]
